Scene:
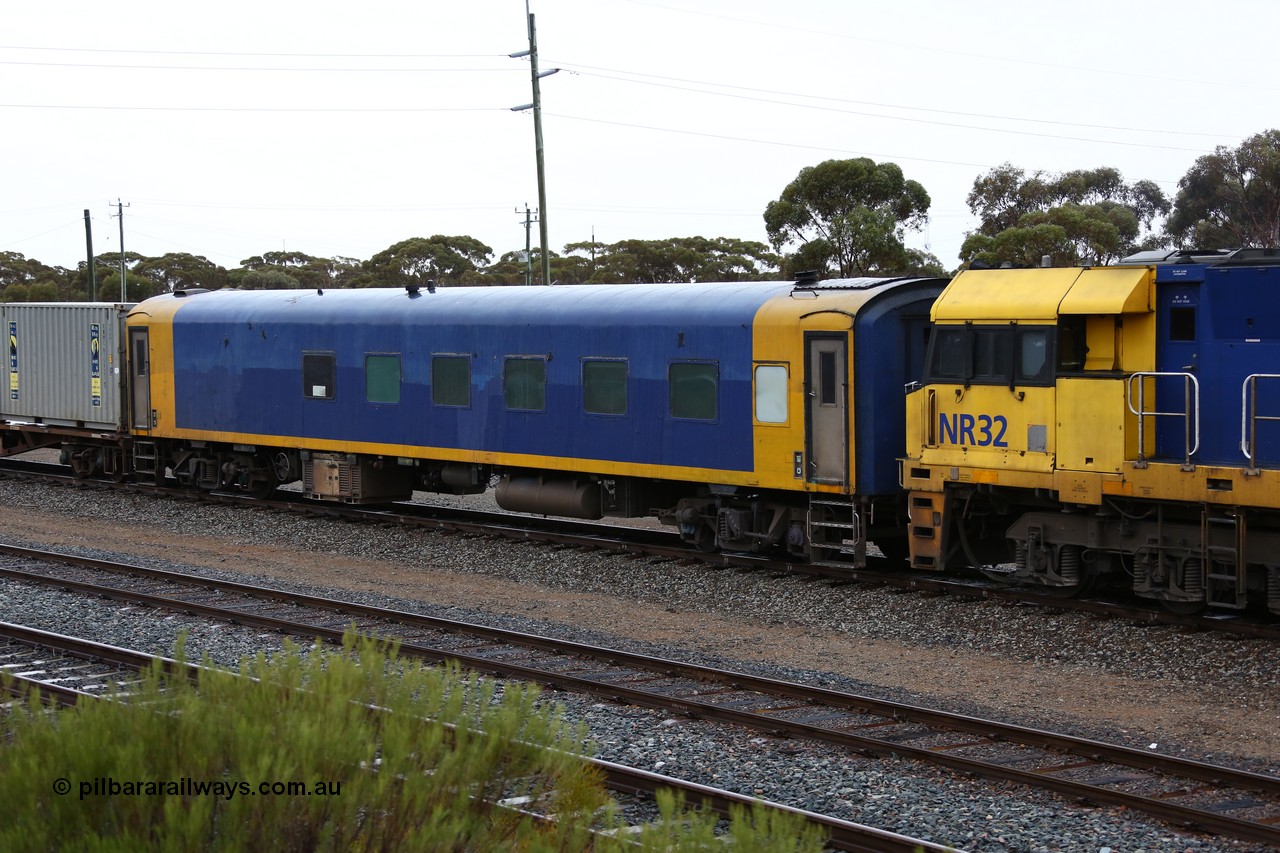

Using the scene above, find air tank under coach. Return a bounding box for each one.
[902,249,1280,614]
[123,276,945,567]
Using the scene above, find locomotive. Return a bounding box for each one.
[903,249,1280,614]
[2,249,1277,616]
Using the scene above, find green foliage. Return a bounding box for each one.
[133,253,230,293]
[239,251,361,290]
[239,268,304,290]
[1,282,30,302]
[0,251,58,291]
[0,634,826,852]
[637,790,826,853]
[557,236,780,284]
[764,158,931,277]
[1166,129,1280,248]
[963,164,1169,267]
[354,235,495,287]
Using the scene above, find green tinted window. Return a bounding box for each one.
[365,354,400,404]
[431,355,470,407]
[583,360,627,415]
[669,362,717,420]
[504,357,546,411]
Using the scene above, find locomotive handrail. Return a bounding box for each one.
[1241,373,1280,469]
[1125,372,1199,468]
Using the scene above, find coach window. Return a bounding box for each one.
[431,355,471,407]
[754,363,788,424]
[583,359,627,415]
[669,361,718,421]
[302,353,335,400]
[504,356,546,411]
[365,354,401,404]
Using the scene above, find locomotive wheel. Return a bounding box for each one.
[1160,598,1206,615]
[1041,573,1098,598]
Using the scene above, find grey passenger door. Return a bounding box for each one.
[805,333,848,484]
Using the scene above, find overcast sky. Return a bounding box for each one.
[3,0,1274,277]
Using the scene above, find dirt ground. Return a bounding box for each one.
[1,495,1276,766]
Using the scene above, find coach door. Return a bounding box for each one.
[805,333,848,485]
[128,327,152,432]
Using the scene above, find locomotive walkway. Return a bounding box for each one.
[1,543,1277,848]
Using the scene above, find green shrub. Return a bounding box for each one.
[0,634,825,852]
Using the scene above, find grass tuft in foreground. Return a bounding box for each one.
[0,633,825,852]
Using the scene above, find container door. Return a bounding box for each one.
[128,327,151,432]
[805,333,848,484]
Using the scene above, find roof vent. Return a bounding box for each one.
[793,270,820,286]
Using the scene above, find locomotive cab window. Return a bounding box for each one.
[924,326,1055,387]
[431,355,471,408]
[365,354,401,404]
[583,359,627,415]
[504,357,546,411]
[302,353,335,400]
[669,361,718,420]
[754,363,788,424]
[926,328,968,381]
[1170,307,1196,341]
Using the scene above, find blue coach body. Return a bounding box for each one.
[166,282,792,473]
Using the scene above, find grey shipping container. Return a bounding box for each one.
[2,303,132,432]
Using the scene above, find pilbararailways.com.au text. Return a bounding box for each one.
[54,776,342,801]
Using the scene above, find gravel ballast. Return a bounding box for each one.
[0,475,1276,852]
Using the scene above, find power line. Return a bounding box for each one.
[0,103,503,113]
[0,44,504,59]
[555,63,1242,141]
[616,0,1279,93]
[0,60,525,73]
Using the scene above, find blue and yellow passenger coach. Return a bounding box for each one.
[125,276,943,565]
[903,249,1280,614]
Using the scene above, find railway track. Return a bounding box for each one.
[3,457,1279,640]
[2,543,1277,848]
[0,619,943,853]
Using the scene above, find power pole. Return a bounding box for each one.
[510,4,558,286]
[83,209,96,301]
[515,204,538,286]
[110,199,130,302]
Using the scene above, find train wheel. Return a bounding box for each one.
[248,471,277,500]
[1041,573,1099,598]
[1160,598,1206,615]
[694,522,718,553]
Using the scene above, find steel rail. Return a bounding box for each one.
[2,457,1278,639]
[0,617,943,853]
[1,544,1277,846]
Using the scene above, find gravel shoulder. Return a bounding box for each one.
[1,477,1275,770]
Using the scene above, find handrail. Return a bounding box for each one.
[1241,373,1280,468]
[1126,372,1199,467]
